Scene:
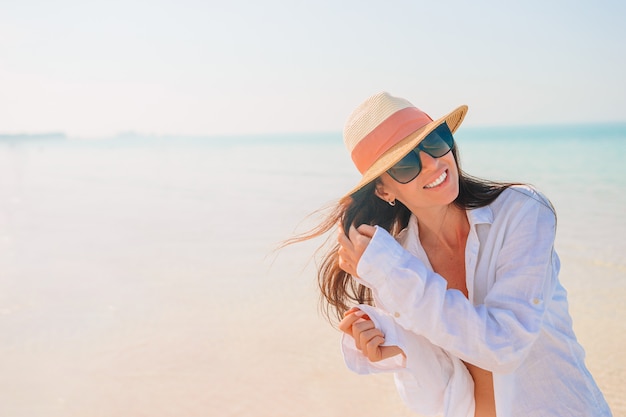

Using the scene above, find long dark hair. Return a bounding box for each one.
[286,144,517,324]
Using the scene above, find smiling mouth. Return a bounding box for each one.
[424,170,448,189]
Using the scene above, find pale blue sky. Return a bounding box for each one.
[1,0,625,138]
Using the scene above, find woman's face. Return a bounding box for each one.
[376,149,460,213]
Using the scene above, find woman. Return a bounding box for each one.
[291,92,612,416]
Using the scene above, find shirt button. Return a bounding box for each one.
[394,312,401,318]
[532,298,541,305]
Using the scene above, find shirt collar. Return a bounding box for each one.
[398,204,494,254]
[467,205,494,226]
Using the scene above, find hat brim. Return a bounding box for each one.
[343,104,468,198]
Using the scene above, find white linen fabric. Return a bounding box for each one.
[341,186,612,417]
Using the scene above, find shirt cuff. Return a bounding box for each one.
[355,226,414,299]
[340,304,407,374]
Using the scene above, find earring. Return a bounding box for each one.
[388,199,396,206]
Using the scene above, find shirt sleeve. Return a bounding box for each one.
[355,196,558,373]
[341,304,475,417]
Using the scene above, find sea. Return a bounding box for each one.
[0,125,625,416]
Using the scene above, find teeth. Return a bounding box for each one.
[425,171,447,189]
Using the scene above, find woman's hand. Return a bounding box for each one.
[337,224,376,277]
[339,307,405,362]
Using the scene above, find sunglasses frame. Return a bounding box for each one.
[386,122,455,184]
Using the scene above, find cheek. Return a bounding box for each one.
[378,174,402,195]
[443,153,460,176]
[444,151,457,166]
[446,156,461,196]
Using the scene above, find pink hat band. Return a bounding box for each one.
[349,106,433,174]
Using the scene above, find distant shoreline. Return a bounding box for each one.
[1,121,626,142]
[0,132,67,140]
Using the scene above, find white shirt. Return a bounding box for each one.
[341,186,612,417]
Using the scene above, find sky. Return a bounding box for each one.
[1,0,625,138]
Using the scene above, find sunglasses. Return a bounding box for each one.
[386,122,455,184]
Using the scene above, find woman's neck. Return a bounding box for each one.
[414,204,469,251]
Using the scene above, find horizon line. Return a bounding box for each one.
[2,120,626,140]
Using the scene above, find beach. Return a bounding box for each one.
[0,128,624,416]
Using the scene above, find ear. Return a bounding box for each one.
[374,181,394,203]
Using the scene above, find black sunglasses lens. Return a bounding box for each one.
[386,122,455,184]
[387,151,421,184]
[420,123,454,157]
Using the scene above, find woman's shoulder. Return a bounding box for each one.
[490,184,556,217]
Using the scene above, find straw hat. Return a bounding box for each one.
[343,92,468,197]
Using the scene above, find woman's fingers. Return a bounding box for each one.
[337,223,375,276]
[340,308,403,362]
[337,227,357,276]
[338,309,366,335]
[351,317,377,350]
[343,307,361,316]
[356,224,376,238]
[348,224,374,248]
[358,327,384,352]
[365,335,386,362]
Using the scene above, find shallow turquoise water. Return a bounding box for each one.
[0,125,624,415]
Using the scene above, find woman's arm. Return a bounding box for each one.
[341,196,558,373]
[340,304,475,417]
